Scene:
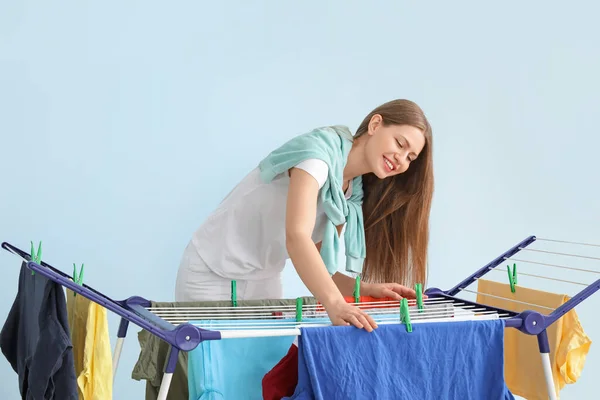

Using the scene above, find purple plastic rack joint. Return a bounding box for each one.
[123,295,221,351]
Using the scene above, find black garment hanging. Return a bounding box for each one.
[1,261,78,399]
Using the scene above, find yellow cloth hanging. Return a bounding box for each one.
[476,279,591,400]
[66,289,113,399]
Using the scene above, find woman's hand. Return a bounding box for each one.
[323,299,378,332]
[362,282,428,300]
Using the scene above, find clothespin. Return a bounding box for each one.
[507,263,517,293]
[231,280,237,307]
[296,297,303,322]
[400,298,412,332]
[30,241,42,275]
[415,283,424,312]
[353,275,361,304]
[72,263,84,296]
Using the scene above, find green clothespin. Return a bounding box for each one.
[507,263,517,293]
[30,241,42,275]
[512,263,517,286]
[400,298,412,332]
[72,263,84,296]
[415,283,424,312]
[353,275,361,304]
[231,280,237,307]
[296,297,303,323]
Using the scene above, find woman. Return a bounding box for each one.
[175,99,434,332]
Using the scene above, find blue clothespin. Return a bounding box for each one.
[507,263,517,293]
[30,241,42,275]
[72,263,84,296]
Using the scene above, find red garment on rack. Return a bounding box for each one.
[270,297,400,319]
[262,343,298,400]
[315,295,399,311]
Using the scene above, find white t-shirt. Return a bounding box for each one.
[186,158,352,281]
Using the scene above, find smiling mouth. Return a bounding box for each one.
[383,156,395,172]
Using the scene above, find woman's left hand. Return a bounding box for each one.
[363,282,427,300]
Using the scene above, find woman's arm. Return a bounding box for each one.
[285,168,346,307]
[285,167,377,331]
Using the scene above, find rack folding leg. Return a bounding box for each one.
[112,314,180,399]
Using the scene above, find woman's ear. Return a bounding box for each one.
[368,114,383,136]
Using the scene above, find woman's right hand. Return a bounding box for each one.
[323,299,378,332]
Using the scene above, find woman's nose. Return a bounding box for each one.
[394,153,406,170]
[395,152,406,164]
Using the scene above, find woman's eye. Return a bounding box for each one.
[396,139,403,148]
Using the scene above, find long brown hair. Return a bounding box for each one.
[356,99,434,288]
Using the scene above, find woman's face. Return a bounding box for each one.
[365,115,426,179]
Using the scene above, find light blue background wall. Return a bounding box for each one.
[1,1,598,399]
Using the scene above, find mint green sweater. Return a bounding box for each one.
[258,125,365,275]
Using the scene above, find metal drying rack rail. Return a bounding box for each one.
[2,235,599,400]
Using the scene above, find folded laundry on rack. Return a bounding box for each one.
[0,261,79,399]
[476,279,592,400]
[66,288,113,400]
[283,319,516,400]
[132,297,318,400]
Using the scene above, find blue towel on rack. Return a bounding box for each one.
[188,319,297,400]
[284,319,516,400]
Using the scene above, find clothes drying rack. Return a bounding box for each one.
[2,235,599,400]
